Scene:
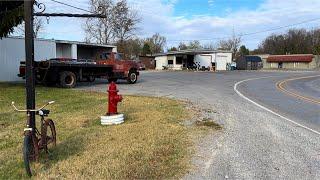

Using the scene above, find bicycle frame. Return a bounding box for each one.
[12,101,54,134]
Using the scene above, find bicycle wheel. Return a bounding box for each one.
[43,119,56,149]
[23,134,39,177]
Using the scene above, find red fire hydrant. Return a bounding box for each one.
[107,82,122,115]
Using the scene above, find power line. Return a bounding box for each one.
[49,0,93,13]
[166,17,320,42]
[240,18,320,37]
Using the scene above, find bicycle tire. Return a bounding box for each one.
[23,135,38,177]
[43,119,56,149]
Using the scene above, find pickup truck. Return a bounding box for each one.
[18,52,140,88]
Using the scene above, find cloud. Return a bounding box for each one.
[134,0,320,49]
[30,0,320,50]
[208,0,214,7]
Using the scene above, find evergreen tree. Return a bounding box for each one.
[142,43,151,55]
[239,45,250,56]
[0,1,24,38]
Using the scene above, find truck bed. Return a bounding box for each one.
[21,59,113,68]
[19,56,139,87]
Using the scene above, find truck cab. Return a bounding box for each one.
[97,52,139,84]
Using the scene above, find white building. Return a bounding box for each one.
[154,50,233,71]
[0,37,117,82]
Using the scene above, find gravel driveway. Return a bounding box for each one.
[77,71,320,179]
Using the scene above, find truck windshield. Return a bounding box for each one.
[100,53,111,60]
[115,53,123,60]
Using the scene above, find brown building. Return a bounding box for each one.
[138,55,156,70]
[260,54,320,70]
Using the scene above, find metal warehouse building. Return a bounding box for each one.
[236,55,263,70]
[154,50,232,71]
[0,37,117,81]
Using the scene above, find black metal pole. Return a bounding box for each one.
[34,13,106,18]
[24,0,36,129]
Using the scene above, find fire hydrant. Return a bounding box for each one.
[107,82,122,115]
[101,82,124,125]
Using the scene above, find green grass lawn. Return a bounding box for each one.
[0,83,193,179]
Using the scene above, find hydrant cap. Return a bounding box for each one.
[108,81,118,92]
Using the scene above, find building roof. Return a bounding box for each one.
[6,36,116,48]
[55,39,116,48]
[139,54,155,58]
[154,49,232,56]
[267,54,314,62]
[244,55,262,62]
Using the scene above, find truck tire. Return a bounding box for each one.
[59,71,76,88]
[127,71,138,84]
[87,76,95,82]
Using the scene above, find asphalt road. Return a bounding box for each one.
[285,75,320,100]
[77,71,320,179]
[237,74,320,132]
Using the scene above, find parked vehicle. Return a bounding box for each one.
[18,52,140,88]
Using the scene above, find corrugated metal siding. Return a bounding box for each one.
[215,53,232,70]
[56,43,72,58]
[0,38,56,82]
[155,56,167,70]
[194,54,212,68]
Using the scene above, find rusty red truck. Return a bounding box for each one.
[18,52,139,88]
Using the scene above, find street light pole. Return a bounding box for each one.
[24,0,36,129]
[23,0,105,130]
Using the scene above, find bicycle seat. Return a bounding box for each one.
[38,109,50,116]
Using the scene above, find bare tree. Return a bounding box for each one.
[257,28,320,55]
[178,42,188,50]
[84,0,140,45]
[145,33,166,54]
[15,17,44,38]
[203,42,216,50]
[187,40,201,49]
[120,38,143,59]
[113,0,140,54]
[218,30,241,59]
[112,0,140,42]
[84,0,115,44]
[310,29,320,55]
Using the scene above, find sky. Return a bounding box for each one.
[25,0,320,50]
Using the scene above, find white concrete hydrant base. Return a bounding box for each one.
[101,114,124,125]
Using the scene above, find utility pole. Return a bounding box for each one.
[24,0,36,129]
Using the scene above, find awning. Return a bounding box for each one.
[267,55,313,62]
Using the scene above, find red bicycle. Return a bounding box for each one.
[12,101,56,177]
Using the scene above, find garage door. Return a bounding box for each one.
[216,56,227,70]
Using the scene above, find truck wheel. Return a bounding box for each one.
[87,76,95,82]
[59,71,76,88]
[127,71,137,84]
[108,78,117,83]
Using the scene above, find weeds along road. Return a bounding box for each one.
[77,71,320,179]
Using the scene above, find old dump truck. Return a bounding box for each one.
[18,52,139,88]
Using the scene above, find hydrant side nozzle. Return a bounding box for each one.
[118,95,123,102]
